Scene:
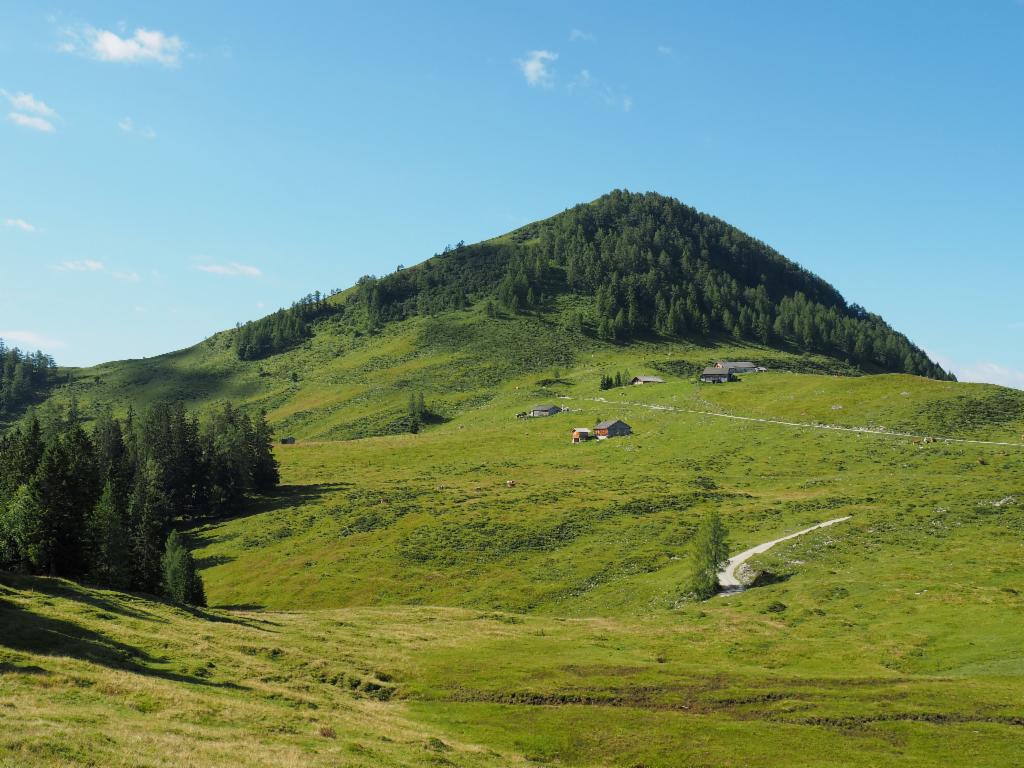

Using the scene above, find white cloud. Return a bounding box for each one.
[61,26,184,67]
[195,262,262,277]
[0,330,66,349]
[932,354,1024,390]
[519,50,558,88]
[4,218,35,232]
[0,90,57,117]
[54,259,105,272]
[113,271,141,282]
[952,362,1024,390]
[569,69,633,112]
[118,117,157,139]
[8,112,55,132]
[657,44,674,56]
[569,29,594,42]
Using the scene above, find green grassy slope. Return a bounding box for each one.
[192,366,1024,614]
[5,356,1024,765]
[4,191,1024,765]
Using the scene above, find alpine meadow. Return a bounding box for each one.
[3,4,1024,767]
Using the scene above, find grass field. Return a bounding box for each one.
[4,310,1024,765]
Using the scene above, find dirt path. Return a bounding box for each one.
[717,516,852,593]
[571,396,1024,448]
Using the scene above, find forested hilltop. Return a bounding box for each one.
[306,190,947,379]
[232,191,949,379]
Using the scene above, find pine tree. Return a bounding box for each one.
[250,410,280,492]
[85,481,131,589]
[129,458,173,592]
[27,438,91,577]
[0,484,40,568]
[160,530,206,606]
[686,511,730,600]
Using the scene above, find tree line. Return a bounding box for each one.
[599,371,633,390]
[234,292,334,360]
[0,401,279,605]
[0,339,57,418]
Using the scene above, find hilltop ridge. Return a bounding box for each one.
[237,189,948,378]
[16,190,958,438]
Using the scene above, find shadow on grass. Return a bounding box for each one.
[0,594,246,689]
[179,603,283,631]
[188,482,354,534]
[0,573,160,623]
[184,482,354,573]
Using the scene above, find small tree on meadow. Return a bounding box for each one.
[686,511,730,600]
[161,530,206,606]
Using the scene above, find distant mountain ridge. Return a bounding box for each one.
[238,190,949,380]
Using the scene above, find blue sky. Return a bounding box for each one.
[1,2,1022,386]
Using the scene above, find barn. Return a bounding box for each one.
[700,367,734,384]
[571,427,592,443]
[715,361,758,374]
[531,404,562,417]
[631,375,665,385]
[594,419,632,439]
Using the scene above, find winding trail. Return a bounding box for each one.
[568,396,1024,448]
[717,516,852,594]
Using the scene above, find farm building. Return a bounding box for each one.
[531,404,562,417]
[594,419,632,439]
[571,427,593,443]
[280,436,296,445]
[715,361,758,374]
[700,367,734,384]
[631,375,665,385]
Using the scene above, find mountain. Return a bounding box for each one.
[343,190,949,379]
[24,190,957,439]
[3,192,1024,767]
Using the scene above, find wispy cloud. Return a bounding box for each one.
[61,25,184,67]
[1,90,57,117]
[195,262,262,277]
[519,50,558,88]
[118,117,156,139]
[0,330,66,349]
[656,44,674,56]
[569,29,595,42]
[8,112,55,132]
[4,218,36,232]
[933,354,1024,390]
[3,90,59,132]
[952,362,1024,390]
[113,270,141,282]
[54,259,105,272]
[569,69,633,112]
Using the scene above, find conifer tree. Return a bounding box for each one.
[129,458,173,592]
[161,530,206,606]
[86,481,131,589]
[686,511,730,600]
[250,410,280,492]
